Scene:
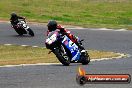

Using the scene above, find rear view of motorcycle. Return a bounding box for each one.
[45,30,90,66]
[11,19,34,36]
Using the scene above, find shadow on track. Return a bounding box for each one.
[10,35,34,38]
[46,63,90,67]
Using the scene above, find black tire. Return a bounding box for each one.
[81,51,90,65]
[14,29,23,36]
[28,28,34,36]
[53,47,70,66]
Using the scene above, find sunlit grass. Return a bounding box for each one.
[0,45,121,66]
[0,0,132,29]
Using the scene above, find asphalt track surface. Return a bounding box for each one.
[0,22,132,88]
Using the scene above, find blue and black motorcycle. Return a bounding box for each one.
[45,30,90,66]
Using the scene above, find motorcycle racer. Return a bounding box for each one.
[46,20,85,52]
[10,12,25,27]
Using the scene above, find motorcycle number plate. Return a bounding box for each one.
[46,34,57,45]
[69,41,78,51]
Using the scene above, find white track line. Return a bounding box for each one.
[3,44,42,48]
[21,45,29,47]
[32,46,39,48]
[0,54,128,68]
[4,44,12,46]
[91,53,128,61]
[114,29,127,31]
[0,63,61,68]
[67,27,128,31]
[0,54,126,68]
[1,44,129,68]
[0,20,129,32]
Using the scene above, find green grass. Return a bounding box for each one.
[0,45,121,66]
[0,0,132,29]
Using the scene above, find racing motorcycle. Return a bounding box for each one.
[11,19,34,36]
[45,30,90,66]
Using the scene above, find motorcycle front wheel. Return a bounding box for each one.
[28,28,34,36]
[53,45,70,66]
[81,51,90,65]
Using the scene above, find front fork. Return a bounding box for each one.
[21,23,30,32]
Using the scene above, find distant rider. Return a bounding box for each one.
[10,12,25,27]
[46,20,85,52]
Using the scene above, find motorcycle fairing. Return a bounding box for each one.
[62,35,80,61]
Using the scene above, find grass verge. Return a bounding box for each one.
[0,45,121,66]
[0,0,132,29]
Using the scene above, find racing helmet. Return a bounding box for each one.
[11,12,17,18]
[47,20,57,32]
